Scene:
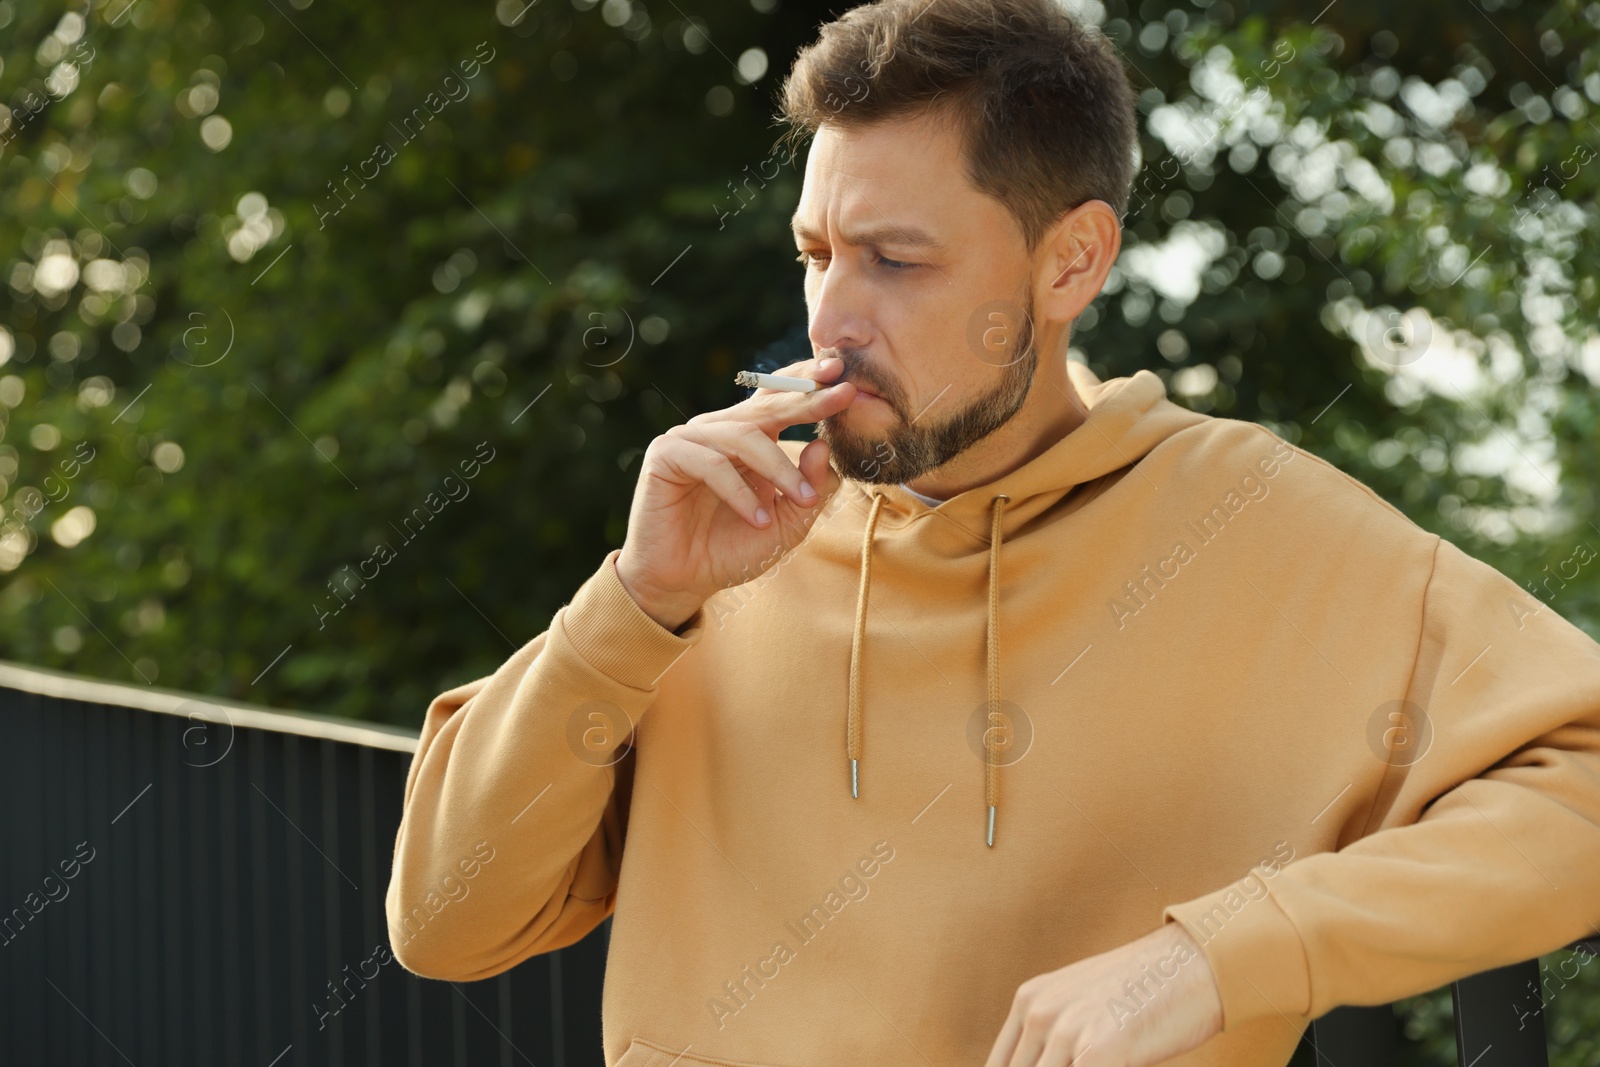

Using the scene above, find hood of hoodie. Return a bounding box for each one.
[785,358,1209,846]
[861,359,1203,537]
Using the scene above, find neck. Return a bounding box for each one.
[903,328,1085,499]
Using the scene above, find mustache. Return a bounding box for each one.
[831,353,898,403]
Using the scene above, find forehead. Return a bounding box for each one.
[791,114,1003,251]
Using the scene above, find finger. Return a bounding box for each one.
[743,465,780,505]
[1037,1033,1089,1067]
[1011,1013,1056,1067]
[776,354,845,383]
[659,420,784,509]
[702,374,859,435]
[712,355,845,416]
[983,1017,1023,1067]
[668,420,822,509]
[653,435,774,528]
[740,354,844,389]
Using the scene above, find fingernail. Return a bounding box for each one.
[755,507,771,524]
[799,481,817,500]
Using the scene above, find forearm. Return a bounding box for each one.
[1166,538,1600,1029]
[386,548,702,978]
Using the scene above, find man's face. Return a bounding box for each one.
[792,112,1039,487]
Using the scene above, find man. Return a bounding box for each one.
[384,0,1600,1063]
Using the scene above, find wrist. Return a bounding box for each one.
[1159,921,1222,1034]
[614,556,702,633]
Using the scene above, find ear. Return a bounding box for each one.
[1037,199,1122,324]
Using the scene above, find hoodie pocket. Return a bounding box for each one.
[615,1037,794,1067]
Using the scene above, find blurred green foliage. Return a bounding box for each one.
[2,0,1599,1058]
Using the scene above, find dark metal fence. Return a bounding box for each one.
[0,659,607,1067]
[1,658,1588,1066]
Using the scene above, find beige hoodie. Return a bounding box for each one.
[385,359,1600,1067]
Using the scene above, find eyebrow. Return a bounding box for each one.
[790,214,949,256]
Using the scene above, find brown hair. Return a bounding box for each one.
[775,0,1138,253]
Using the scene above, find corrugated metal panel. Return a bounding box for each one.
[0,669,606,1066]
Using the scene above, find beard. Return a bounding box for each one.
[817,288,1038,487]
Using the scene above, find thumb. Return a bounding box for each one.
[798,438,842,502]
[772,438,842,537]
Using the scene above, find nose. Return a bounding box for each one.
[805,254,874,358]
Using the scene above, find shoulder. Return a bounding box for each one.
[1159,415,1434,545]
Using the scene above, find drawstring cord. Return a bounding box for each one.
[848,491,888,800]
[847,488,1010,847]
[986,493,1009,847]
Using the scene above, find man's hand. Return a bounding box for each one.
[983,922,1223,1067]
[614,355,859,631]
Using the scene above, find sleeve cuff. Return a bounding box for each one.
[1163,879,1312,1030]
[557,548,705,692]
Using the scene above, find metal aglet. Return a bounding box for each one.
[851,758,859,798]
[986,805,996,847]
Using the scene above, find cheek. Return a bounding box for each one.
[913,333,988,401]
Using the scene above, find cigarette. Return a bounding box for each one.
[734,370,821,393]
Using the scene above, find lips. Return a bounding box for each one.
[838,374,890,409]
[854,390,888,408]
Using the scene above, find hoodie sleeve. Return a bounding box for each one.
[385,547,704,981]
[1163,535,1600,1031]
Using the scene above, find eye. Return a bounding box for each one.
[795,250,917,271]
